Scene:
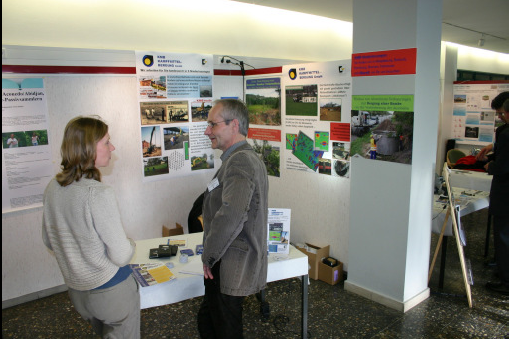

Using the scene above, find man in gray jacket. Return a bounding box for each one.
[197,99,268,338]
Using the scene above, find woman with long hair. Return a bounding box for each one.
[42,116,140,338]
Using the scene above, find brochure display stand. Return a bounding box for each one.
[429,163,473,308]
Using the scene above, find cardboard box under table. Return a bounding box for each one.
[162,223,184,237]
[296,243,329,280]
[318,260,343,285]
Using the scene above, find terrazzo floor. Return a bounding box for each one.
[2,209,508,338]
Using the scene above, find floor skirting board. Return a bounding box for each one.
[344,280,430,312]
[2,284,68,309]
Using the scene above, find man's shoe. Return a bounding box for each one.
[484,259,497,267]
[485,281,509,295]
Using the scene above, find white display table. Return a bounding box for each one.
[449,169,492,192]
[432,188,489,236]
[131,232,309,338]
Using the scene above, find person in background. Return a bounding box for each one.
[42,116,140,338]
[476,91,509,163]
[7,133,18,148]
[370,134,377,159]
[485,92,509,295]
[32,132,39,146]
[483,97,509,296]
[198,99,269,338]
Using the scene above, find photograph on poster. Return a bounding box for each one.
[2,132,27,148]
[453,106,466,116]
[26,130,47,146]
[191,100,212,122]
[191,151,214,171]
[333,159,350,178]
[318,158,331,175]
[465,113,480,125]
[200,85,212,98]
[143,156,169,177]
[285,85,318,116]
[141,126,162,158]
[319,98,342,122]
[314,131,329,151]
[480,111,495,123]
[454,94,466,103]
[286,133,297,150]
[139,76,166,99]
[164,127,189,151]
[350,110,414,165]
[464,126,479,138]
[249,139,280,177]
[332,142,350,161]
[166,101,189,123]
[140,102,167,125]
[292,131,323,171]
[245,77,281,126]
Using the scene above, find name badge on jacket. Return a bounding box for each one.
[207,178,219,192]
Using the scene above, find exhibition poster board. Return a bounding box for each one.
[452,82,509,145]
[2,78,53,213]
[135,51,216,182]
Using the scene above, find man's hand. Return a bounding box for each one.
[476,144,493,161]
[484,161,491,172]
[203,265,214,279]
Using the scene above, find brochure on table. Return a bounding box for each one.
[267,208,291,254]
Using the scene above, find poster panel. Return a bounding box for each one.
[452,83,509,145]
[2,78,54,213]
[135,51,215,181]
[351,95,414,165]
[281,61,352,177]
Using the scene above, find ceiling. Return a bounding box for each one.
[233,0,509,55]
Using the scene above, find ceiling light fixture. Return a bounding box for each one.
[478,34,485,47]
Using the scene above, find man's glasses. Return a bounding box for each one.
[206,120,231,128]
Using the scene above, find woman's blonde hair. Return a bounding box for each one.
[56,116,108,187]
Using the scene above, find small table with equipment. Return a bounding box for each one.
[131,232,310,338]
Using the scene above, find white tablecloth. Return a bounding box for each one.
[449,169,492,192]
[131,232,308,309]
[432,188,489,236]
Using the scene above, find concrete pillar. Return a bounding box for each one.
[346,0,442,312]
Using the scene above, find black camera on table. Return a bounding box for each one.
[149,244,178,258]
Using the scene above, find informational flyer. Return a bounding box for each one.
[2,78,54,213]
[452,83,509,145]
[267,208,291,254]
[130,263,176,287]
[281,61,352,177]
[135,51,215,182]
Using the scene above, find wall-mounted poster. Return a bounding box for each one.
[2,78,54,213]
[351,95,414,165]
[452,83,509,145]
[135,51,215,181]
[281,61,352,176]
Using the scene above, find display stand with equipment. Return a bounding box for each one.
[428,163,473,308]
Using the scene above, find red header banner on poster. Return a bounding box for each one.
[248,128,281,142]
[351,48,417,77]
[330,123,351,142]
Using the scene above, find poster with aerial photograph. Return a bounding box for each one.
[246,77,281,126]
